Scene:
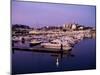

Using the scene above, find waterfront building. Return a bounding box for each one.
[63,24,72,31]
[71,24,77,30]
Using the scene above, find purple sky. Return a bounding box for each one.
[12,1,96,28]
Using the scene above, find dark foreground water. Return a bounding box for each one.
[12,38,96,74]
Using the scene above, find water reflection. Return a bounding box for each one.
[13,47,74,68]
[50,50,74,67]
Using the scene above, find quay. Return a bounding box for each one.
[12,47,72,53]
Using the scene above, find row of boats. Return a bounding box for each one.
[12,34,84,50]
[29,36,84,50]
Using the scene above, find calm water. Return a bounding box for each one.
[12,38,96,74]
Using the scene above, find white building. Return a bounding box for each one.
[71,24,77,30]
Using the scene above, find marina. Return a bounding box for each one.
[11,1,96,74]
[12,28,95,53]
[12,38,96,74]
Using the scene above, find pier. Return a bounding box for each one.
[12,46,72,53]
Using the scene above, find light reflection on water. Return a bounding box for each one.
[12,38,96,74]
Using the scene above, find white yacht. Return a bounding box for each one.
[41,39,72,50]
[29,40,41,46]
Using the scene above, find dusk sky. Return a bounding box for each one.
[12,1,96,27]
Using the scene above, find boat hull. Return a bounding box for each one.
[41,45,72,50]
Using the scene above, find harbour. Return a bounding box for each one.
[12,38,96,74]
[12,27,95,53]
[12,26,96,74]
[11,2,96,74]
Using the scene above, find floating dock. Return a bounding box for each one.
[12,47,72,53]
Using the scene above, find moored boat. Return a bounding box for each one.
[29,40,41,46]
[12,36,22,42]
[41,39,72,50]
